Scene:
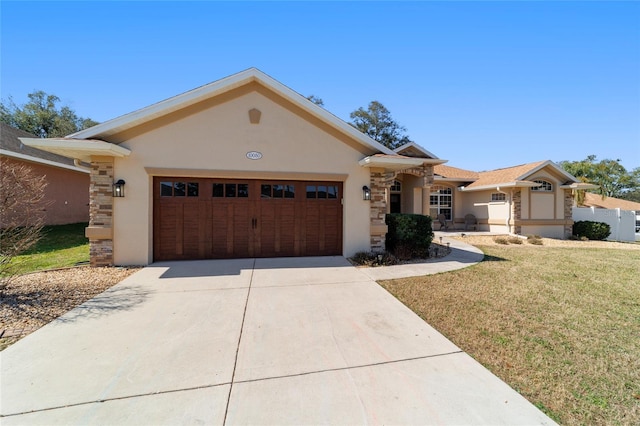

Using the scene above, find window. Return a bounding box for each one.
[532,180,553,192]
[430,186,453,220]
[390,180,402,192]
[160,181,199,197]
[261,184,295,199]
[213,183,248,198]
[491,193,506,202]
[306,184,338,199]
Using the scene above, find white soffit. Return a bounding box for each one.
[559,182,600,190]
[461,180,542,192]
[359,155,446,171]
[19,138,131,163]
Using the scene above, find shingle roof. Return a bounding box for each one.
[465,160,548,189]
[433,164,479,180]
[0,122,79,168]
[582,193,640,211]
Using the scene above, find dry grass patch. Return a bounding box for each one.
[380,243,640,425]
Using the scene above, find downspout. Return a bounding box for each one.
[496,186,511,234]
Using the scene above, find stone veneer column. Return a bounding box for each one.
[369,168,390,252]
[87,157,114,266]
[563,189,574,238]
[421,165,434,216]
[511,190,522,235]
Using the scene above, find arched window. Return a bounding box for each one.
[430,186,453,220]
[390,180,402,192]
[531,180,553,192]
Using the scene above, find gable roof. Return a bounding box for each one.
[582,193,640,211]
[68,68,395,156]
[394,142,439,159]
[0,123,89,173]
[462,160,580,191]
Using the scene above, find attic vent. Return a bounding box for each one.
[248,108,261,124]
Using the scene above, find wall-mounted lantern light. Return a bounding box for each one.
[113,179,126,197]
[362,185,371,201]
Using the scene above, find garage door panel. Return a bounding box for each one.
[154,178,342,260]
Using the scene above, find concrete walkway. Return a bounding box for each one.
[1,237,555,425]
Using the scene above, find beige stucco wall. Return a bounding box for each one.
[399,175,423,214]
[521,225,566,239]
[524,169,564,220]
[3,157,89,225]
[110,90,373,265]
[454,188,509,232]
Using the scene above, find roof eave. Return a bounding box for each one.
[393,142,439,159]
[0,149,90,173]
[20,138,131,163]
[517,160,579,183]
[462,180,542,192]
[68,68,395,155]
[559,183,599,190]
[359,156,447,171]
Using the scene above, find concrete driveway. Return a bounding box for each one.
[1,256,555,425]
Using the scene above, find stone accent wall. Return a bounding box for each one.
[423,165,434,187]
[564,189,574,238]
[369,169,390,251]
[90,240,114,267]
[511,190,522,234]
[89,158,114,266]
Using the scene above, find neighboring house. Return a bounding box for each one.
[581,192,640,212]
[579,193,640,240]
[22,68,593,267]
[394,143,595,239]
[0,123,89,225]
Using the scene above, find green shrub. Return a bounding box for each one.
[573,221,611,241]
[385,214,433,258]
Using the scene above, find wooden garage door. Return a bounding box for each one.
[153,178,343,260]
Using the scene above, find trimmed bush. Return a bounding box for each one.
[385,213,433,259]
[573,220,611,241]
[527,235,544,245]
[349,251,398,267]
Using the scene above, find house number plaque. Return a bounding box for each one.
[246,151,263,160]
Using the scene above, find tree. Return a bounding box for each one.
[0,91,98,138]
[0,159,47,291]
[306,95,324,107]
[349,101,412,149]
[559,155,640,199]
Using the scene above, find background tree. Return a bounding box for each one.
[0,159,48,291]
[306,95,324,107]
[349,101,412,149]
[0,91,98,138]
[559,155,640,199]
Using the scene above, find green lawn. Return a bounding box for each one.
[380,242,640,425]
[5,223,89,275]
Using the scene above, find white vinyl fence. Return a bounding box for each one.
[572,207,638,242]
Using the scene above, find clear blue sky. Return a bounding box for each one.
[2,1,639,172]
